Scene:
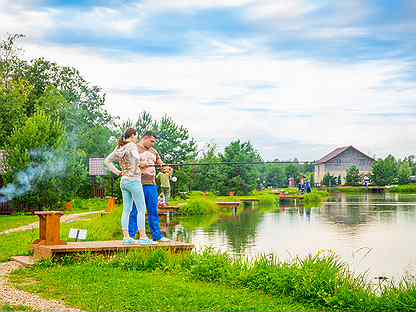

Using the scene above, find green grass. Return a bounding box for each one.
[0,208,123,262]
[0,215,38,233]
[389,184,416,193]
[178,197,219,215]
[304,190,329,203]
[10,249,416,312]
[11,265,308,312]
[0,303,34,311]
[71,198,108,212]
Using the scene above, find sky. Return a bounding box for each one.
[1,0,415,161]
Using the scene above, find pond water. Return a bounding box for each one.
[165,193,416,281]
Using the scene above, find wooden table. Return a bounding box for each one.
[33,211,65,246]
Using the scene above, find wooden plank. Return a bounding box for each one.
[33,240,194,260]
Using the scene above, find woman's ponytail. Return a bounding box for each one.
[117,127,137,148]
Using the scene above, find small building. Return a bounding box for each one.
[315,146,374,184]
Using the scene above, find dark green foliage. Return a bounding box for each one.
[372,155,399,186]
[322,173,337,187]
[346,166,361,186]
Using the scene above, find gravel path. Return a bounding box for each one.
[0,211,106,236]
[0,261,82,312]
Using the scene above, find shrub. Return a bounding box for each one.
[178,197,218,215]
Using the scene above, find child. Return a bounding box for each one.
[157,166,172,205]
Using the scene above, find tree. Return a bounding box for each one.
[2,111,66,208]
[322,173,337,187]
[346,166,361,186]
[372,155,398,186]
[221,140,262,195]
[398,161,412,185]
[192,144,225,193]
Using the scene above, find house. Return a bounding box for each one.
[315,146,374,184]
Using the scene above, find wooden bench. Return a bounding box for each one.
[33,240,194,260]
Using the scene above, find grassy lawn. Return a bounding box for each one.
[0,215,38,233]
[0,208,122,262]
[0,303,34,311]
[10,265,309,312]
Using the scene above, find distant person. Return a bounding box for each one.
[157,166,173,205]
[305,181,312,193]
[104,128,156,245]
[129,131,171,242]
[364,176,370,189]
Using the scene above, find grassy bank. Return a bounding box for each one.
[11,249,416,312]
[176,191,279,215]
[304,190,329,203]
[10,265,306,312]
[389,184,416,193]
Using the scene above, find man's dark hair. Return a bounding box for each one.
[143,130,159,139]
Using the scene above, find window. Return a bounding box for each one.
[336,159,342,165]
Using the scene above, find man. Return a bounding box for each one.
[128,131,170,242]
[156,166,173,205]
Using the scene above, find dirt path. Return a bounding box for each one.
[0,210,106,236]
[0,261,82,312]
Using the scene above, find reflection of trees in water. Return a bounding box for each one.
[213,209,264,254]
[319,193,416,235]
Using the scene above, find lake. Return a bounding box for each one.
[166,192,416,282]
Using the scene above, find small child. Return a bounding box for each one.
[157,166,173,205]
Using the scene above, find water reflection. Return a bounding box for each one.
[163,193,416,281]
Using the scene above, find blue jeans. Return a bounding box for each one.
[120,178,146,232]
[129,185,162,240]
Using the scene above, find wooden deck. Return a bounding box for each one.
[278,194,305,201]
[33,240,194,261]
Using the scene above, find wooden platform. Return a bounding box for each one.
[33,240,194,260]
[279,194,305,201]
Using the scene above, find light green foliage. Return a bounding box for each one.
[179,197,218,215]
[304,190,329,203]
[346,165,361,186]
[389,184,416,193]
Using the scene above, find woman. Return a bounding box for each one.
[104,128,156,245]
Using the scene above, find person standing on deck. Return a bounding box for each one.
[104,128,156,245]
[157,166,173,205]
[128,131,171,242]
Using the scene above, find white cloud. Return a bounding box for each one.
[0,0,56,40]
[20,41,416,160]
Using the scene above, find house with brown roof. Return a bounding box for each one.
[315,146,374,184]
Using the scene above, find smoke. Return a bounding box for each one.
[0,149,68,203]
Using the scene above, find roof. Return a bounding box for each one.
[317,146,374,164]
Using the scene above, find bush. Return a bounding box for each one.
[178,197,218,215]
[304,190,329,203]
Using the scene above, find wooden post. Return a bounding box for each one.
[107,197,116,213]
[33,211,65,245]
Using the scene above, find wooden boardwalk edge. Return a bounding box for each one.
[33,240,194,261]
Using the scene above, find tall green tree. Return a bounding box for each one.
[398,161,412,185]
[192,144,225,193]
[346,166,361,186]
[221,140,262,195]
[371,155,398,186]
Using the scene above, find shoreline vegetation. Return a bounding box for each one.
[10,249,416,312]
[328,184,416,193]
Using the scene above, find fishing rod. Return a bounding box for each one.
[146,160,316,167]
